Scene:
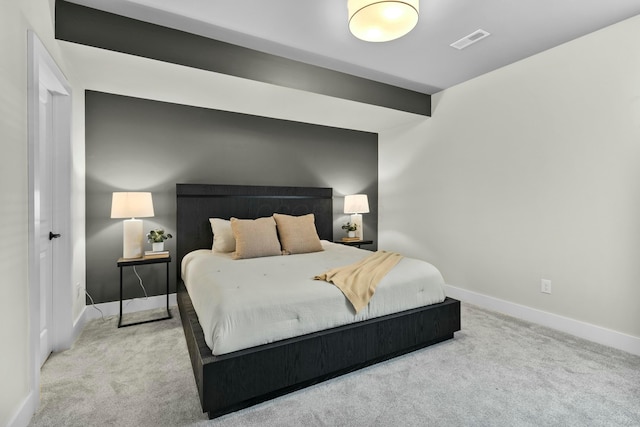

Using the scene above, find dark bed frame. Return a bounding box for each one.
[176,183,461,419]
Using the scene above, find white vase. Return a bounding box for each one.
[348,231,356,238]
[152,242,164,252]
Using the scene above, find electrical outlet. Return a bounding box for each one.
[541,279,552,294]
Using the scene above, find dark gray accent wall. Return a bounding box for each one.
[86,91,378,303]
[55,0,430,116]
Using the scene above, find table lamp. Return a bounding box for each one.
[344,194,369,240]
[111,192,154,259]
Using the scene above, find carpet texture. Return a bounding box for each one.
[30,303,640,426]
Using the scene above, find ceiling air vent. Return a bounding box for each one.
[450,29,491,50]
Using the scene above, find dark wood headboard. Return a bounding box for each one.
[176,184,333,279]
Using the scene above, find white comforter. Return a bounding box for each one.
[181,241,446,355]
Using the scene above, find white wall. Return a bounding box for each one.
[58,40,418,134]
[71,88,86,322]
[0,1,31,423]
[0,1,87,425]
[380,15,640,343]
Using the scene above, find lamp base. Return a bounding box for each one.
[350,213,364,240]
[123,218,144,259]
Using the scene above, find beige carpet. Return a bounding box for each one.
[30,303,640,426]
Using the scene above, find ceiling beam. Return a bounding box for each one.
[55,0,430,116]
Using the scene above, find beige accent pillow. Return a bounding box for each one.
[230,217,282,260]
[209,218,235,253]
[273,213,323,255]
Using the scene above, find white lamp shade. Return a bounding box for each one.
[344,194,370,214]
[111,192,155,219]
[348,0,419,42]
[111,192,154,259]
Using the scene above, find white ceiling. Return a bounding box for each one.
[68,0,640,94]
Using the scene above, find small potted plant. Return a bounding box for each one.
[341,222,358,238]
[147,228,172,252]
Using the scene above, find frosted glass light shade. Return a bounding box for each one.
[344,194,370,214]
[348,0,419,42]
[110,192,154,219]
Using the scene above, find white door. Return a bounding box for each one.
[29,31,74,412]
[38,89,55,366]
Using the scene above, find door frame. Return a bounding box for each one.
[27,31,73,409]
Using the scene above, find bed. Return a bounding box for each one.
[176,183,461,419]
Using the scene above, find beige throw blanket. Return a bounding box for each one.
[314,251,403,313]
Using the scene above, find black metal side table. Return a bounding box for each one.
[117,254,172,328]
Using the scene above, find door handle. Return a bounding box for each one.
[49,231,61,240]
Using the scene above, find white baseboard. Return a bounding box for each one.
[70,306,88,345]
[84,293,177,321]
[445,284,640,356]
[7,391,36,427]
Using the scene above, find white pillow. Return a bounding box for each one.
[209,218,235,253]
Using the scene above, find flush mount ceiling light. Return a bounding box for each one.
[348,0,419,42]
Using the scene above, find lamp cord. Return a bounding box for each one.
[124,266,149,309]
[85,289,105,322]
[85,266,148,322]
[133,266,149,299]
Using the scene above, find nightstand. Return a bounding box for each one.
[117,254,172,328]
[334,239,374,248]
